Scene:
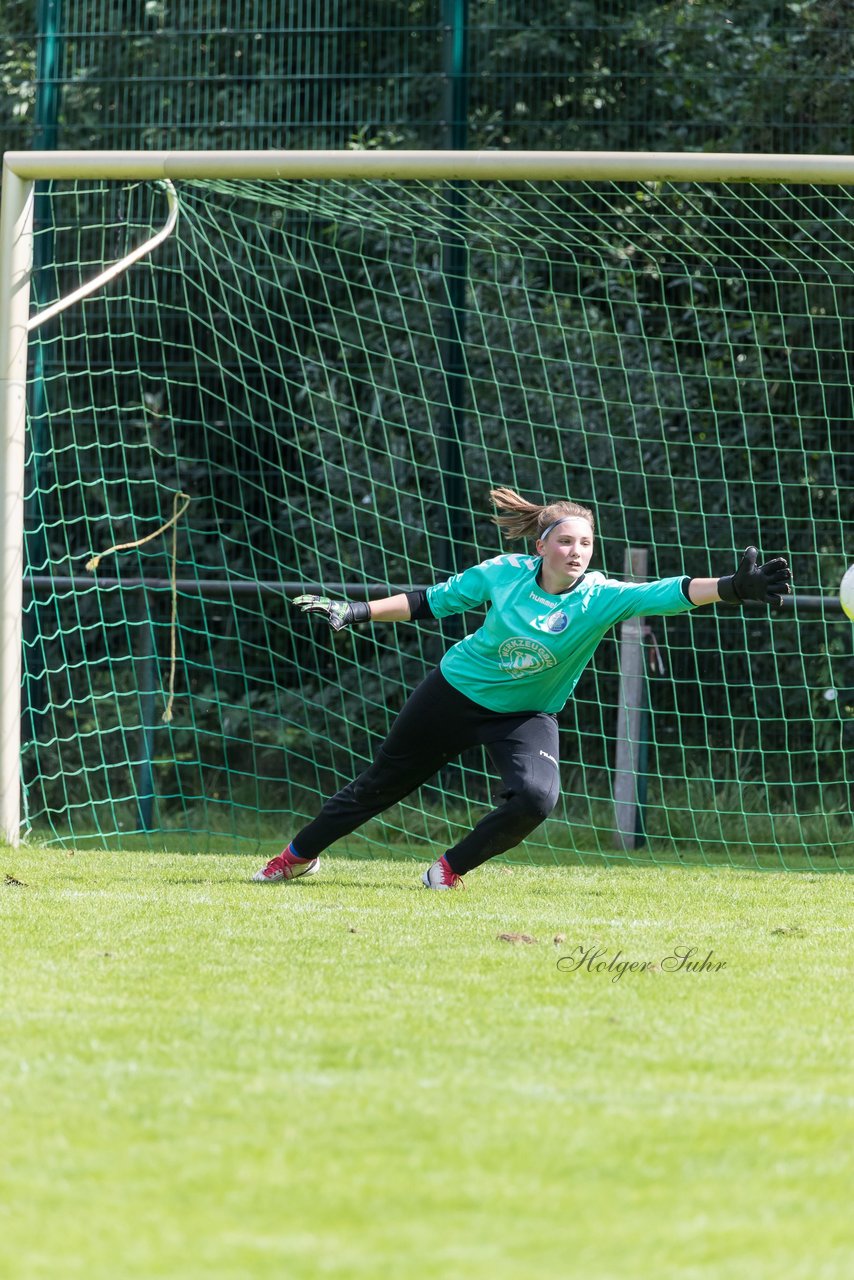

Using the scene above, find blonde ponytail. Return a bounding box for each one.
[489,487,595,542]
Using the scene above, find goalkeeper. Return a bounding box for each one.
[254,487,791,889]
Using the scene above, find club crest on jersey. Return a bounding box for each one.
[547,611,569,633]
[497,636,558,679]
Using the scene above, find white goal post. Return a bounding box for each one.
[2,147,854,849]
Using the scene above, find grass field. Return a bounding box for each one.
[2,845,853,1280]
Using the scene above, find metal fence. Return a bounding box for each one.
[13,0,854,156]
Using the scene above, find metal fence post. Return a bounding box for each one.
[614,547,649,849]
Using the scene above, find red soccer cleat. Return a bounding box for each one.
[252,845,320,883]
[422,854,465,890]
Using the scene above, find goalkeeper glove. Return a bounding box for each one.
[718,547,792,607]
[291,594,372,631]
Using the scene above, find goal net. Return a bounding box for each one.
[9,156,854,869]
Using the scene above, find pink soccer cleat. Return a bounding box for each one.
[422,854,465,889]
[252,844,320,883]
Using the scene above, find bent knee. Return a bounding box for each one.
[513,779,560,825]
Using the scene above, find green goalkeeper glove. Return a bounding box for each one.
[718,547,792,607]
[291,595,372,632]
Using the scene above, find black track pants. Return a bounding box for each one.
[291,666,560,875]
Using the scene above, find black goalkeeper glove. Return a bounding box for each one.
[718,547,792,607]
[291,594,372,632]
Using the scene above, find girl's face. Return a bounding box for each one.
[535,517,595,587]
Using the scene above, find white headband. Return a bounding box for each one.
[539,516,573,541]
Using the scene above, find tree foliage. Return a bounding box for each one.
[2,0,854,154]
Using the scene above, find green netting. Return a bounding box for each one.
[23,173,854,870]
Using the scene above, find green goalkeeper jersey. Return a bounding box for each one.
[425,554,695,714]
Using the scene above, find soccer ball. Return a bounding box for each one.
[840,565,854,621]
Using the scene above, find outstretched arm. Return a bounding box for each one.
[687,578,722,606]
[368,594,412,622]
[292,568,484,629]
[291,592,412,630]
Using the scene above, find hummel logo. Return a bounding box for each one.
[539,750,558,766]
[530,592,554,607]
